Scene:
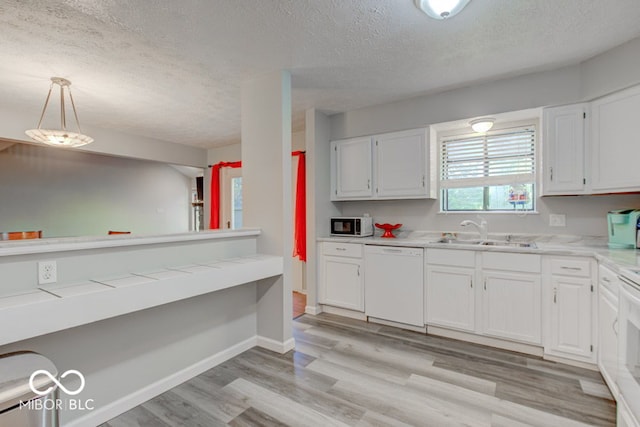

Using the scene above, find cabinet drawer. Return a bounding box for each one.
[599,264,619,296]
[323,242,362,258]
[482,252,541,273]
[550,258,591,277]
[427,249,475,267]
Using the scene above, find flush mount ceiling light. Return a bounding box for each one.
[25,77,93,148]
[470,118,495,133]
[414,0,471,19]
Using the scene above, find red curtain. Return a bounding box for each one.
[209,161,241,229]
[292,151,306,262]
[209,153,306,263]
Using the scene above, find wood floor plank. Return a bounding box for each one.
[228,407,289,427]
[221,355,367,424]
[140,390,227,427]
[223,377,352,427]
[580,379,615,400]
[355,410,415,427]
[99,405,171,427]
[407,373,596,427]
[169,376,249,423]
[308,358,493,427]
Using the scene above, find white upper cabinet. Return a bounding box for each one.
[331,128,435,201]
[331,137,373,199]
[591,84,640,193]
[374,129,429,199]
[542,104,588,195]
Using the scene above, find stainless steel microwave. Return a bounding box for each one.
[330,217,373,237]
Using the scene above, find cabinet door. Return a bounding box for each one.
[548,276,594,361]
[482,272,541,344]
[426,266,475,332]
[598,285,618,396]
[321,256,364,311]
[332,137,373,200]
[543,104,587,195]
[375,129,427,198]
[591,85,640,193]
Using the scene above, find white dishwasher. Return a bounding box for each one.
[364,245,424,327]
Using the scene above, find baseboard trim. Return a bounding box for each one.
[368,317,427,333]
[66,336,257,427]
[320,305,366,320]
[427,326,543,356]
[304,305,322,315]
[257,336,296,354]
[543,353,598,371]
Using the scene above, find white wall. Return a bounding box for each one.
[0,143,192,237]
[329,36,640,237]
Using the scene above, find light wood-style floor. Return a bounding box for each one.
[103,313,616,427]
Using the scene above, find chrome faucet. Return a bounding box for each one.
[460,217,488,241]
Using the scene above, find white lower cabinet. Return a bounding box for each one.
[425,249,476,332]
[548,276,593,358]
[425,250,542,346]
[543,256,596,363]
[319,242,364,311]
[598,264,619,398]
[481,271,542,344]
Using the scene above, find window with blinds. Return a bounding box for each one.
[440,125,536,211]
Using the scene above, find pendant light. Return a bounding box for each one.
[25,77,94,148]
[470,118,495,133]
[414,0,471,20]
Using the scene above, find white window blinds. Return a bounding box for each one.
[440,126,536,189]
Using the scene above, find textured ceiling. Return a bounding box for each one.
[1,0,640,149]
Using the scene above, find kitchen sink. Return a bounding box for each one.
[480,241,537,248]
[434,238,536,248]
[434,238,482,245]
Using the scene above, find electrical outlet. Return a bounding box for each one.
[38,260,57,285]
[549,214,566,227]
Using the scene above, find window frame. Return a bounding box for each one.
[438,119,539,213]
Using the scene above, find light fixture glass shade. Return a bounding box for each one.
[470,118,495,133]
[26,77,93,148]
[25,129,94,148]
[414,0,471,20]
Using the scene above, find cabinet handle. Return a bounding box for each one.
[613,318,618,335]
[483,279,486,290]
[553,288,557,303]
[336,247,347,251]
[550,166,553,181]
[602,277,611,283]
[560,266,581,271]
[357,266,360,276]
[367,179,370,189]
[422,175,425,187]
[470,279,473,288]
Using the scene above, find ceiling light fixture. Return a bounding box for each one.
[26,77,93,148]
[414,0,471,20]
[470,118,495,133]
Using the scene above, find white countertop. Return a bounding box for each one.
[0,228,261,257]
[318,231,640,273]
